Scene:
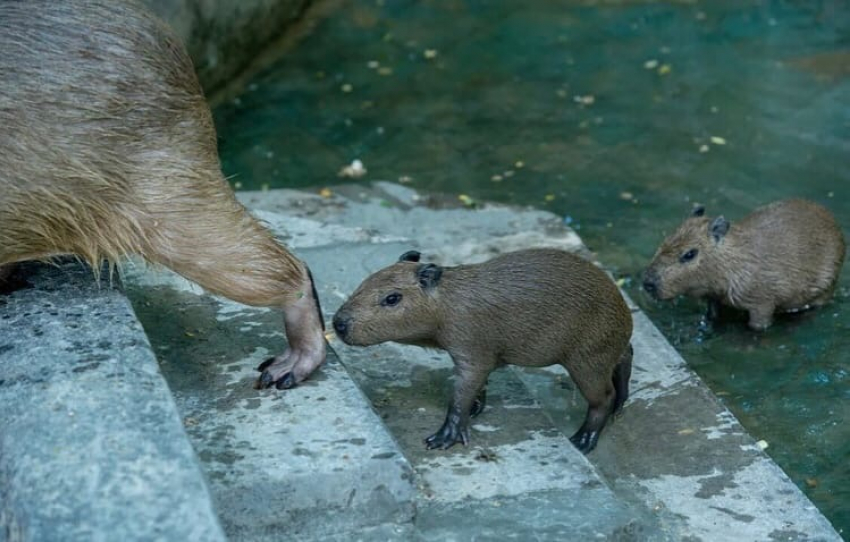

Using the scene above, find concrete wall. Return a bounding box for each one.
[142,0,311,96]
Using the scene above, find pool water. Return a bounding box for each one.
[213,0,850,534]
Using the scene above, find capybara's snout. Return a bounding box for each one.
[332,312,351,342]
[642,271,660,299]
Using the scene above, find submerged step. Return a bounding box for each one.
[122,262,416,541]
[0,262,225,542]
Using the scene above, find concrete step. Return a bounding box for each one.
[1,182,842,541]
[241,182,843,541]
[0,262,225,542]
[121,264,416,541]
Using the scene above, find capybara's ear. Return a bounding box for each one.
[692,205,706,217]
[417,264,442,290]
[709,216,730,241]
[399,250,421,263]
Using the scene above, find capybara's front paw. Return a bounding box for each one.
[256,267,328,390]
[254,340,326,391]
[424,417,469,450]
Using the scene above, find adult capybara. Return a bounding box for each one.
[643,199,845,330]
[0,0,325,389]
[332,249,633,454]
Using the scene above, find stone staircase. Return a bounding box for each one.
[1,183,842,541]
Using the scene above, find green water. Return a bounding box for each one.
[214,0,850,535]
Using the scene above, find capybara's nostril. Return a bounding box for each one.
[642,278,658,297]
[332,315,349,336]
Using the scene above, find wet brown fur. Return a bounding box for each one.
[333,248,633,453]
[0,0,326,387]
[644,199,845,330]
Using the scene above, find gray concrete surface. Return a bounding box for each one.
[121,262,416,540]
[0,262,225,542]
[238,182,843,541]
[0,183,842,541]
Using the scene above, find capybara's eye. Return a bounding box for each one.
[679,248,698,263]
[381,293,403,307]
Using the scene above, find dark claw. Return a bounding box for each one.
[259,370,275,388]
[257,357,275,372]
[569,427,600,454]
[275,372,296,390]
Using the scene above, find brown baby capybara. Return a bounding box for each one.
[0,0,325,389]
[643,199,845,331]
[332,249,633,454]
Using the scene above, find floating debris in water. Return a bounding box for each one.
[423,49,439,59]
[378,66,393,76]
[338,159,367,178]
[491,174,503,182]
[367,60,380,69]
[574,94,595,105]
[677,428,695,435]
[503,170,515,178]
[563,215,573,225]
[657,64,672,75]
[620,191,634,201]
[756,439,769,450]
[233,181,243,189]
[710,136,727,145]
[515,160,525,168]
[458,194,476,207]
[699,144,710,153]
[644,59,659,69]
[544,194,556,202]
[806,478,819,488]
[319,187,333,198]
[341,83,353,93]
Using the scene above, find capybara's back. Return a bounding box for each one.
[0,0,327,390]
[1,0,215,268]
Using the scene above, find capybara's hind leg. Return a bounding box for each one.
[146,188,327,389]
[567,357,618,454]
[612,344,633,415]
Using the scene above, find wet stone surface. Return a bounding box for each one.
[122,265,416,541]
[0,262,225,542]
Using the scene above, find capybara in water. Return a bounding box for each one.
[332,249,633,454]
[0,0,325,388]
[643,199,845,330]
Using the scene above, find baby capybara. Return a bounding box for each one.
[0,0,325,389]
[333,249,633,454]
[644,199,845,330]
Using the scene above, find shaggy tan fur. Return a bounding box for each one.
[644,199,845,330]
[1,0,326,388]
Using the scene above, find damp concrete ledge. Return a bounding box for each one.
[0,262,226,542]
[0,182,843,541]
